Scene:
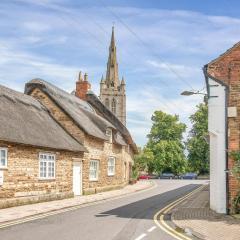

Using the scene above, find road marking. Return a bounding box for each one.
[135,233,147,240]
[147,226,157,232]
[0,181,158,230]
[153,185,206,240]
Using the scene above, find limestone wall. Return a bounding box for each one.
[0,141,80,208]
[30,88,132,195]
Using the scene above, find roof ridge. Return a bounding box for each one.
[208,41,240,66]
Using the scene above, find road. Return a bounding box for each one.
[0,180,208,240]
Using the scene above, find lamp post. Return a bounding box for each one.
[181,90,207,103]
[181,90,206,96]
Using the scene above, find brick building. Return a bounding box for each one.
[204,42,240,213]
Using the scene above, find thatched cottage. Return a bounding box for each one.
[25,78,137,195]
[0,84,86,208]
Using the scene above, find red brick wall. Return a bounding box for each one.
[75,80,91,100]
[207,44,240,211]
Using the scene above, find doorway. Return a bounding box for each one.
[73,161,82,196]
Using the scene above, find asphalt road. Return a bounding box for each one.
[0,180,207,240]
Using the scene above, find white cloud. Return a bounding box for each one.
[127,86,203,146]
[0,2,239,146]
[146,60,201,79]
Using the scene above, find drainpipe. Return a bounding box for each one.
[203,64,229,214]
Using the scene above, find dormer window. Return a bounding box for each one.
[106,128,112,143]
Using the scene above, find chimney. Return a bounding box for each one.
[75,72,91,100]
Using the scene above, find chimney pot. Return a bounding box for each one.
[75,72,91,100]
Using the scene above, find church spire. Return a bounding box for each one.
[99,26,126,126]
[106,26,119,89]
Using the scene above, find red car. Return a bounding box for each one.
[138,174,150,180]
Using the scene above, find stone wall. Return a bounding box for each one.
[0,141,80,208]
[207,44,240,212]
[30,88,131,195]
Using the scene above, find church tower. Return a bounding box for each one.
[100,27,126,125]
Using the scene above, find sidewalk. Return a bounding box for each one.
[0,180,154,224]
[170,185,240,240]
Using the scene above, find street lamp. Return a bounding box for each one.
[181,90,206,96]
[181,90,207,103]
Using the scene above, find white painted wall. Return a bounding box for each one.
[208,78,227,213]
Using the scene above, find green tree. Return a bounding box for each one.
[134,147,154,173]
[146,111,187,174]
[186,103,209,174]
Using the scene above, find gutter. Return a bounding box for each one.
[203,64,229,214]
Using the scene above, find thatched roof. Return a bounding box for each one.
[25,79,115,141]
[86,92,138,154]
[0,84,85,152]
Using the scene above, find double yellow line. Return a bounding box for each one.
[154,185,205,240]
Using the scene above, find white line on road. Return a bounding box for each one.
[147,226,157,232]
[135,233,147,240]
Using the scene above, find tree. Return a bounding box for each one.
[134,147,154,173]
[151,140,187,174]
[146,111,187,174]
[186,103,209,174]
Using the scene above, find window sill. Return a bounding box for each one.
[38,178,56,181]
[107,174,115,177]
[0,167,8,170]
[89,179,98,182]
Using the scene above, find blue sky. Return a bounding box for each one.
[0,0,240,146]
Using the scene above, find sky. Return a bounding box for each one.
[0,0,240,146]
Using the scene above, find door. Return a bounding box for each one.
[73,162,82,196]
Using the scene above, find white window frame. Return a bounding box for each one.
[39,153,56,180]
[89,160,99,181]
[106,128,113,143]
[108,157,115,176]
[0,148,8,169]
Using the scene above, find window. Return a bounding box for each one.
[39,153,55,179]
[89,160,99,181]
[112,98,116,114]
[105,98,110,108]
[0,148,7,168]
[108,157,115,176]
[106,128,112,143]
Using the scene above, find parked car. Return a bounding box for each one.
[138,174,150,180]
[148,174,158,179]
[179,172,198,179]
[159,173,175,179]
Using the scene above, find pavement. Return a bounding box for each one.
[170,184,240,240]
[0,179,207,240]
[0,180,154,224]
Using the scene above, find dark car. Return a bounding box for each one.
[180,172,198,179]
[159,173,175,179]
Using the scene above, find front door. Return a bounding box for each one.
[73,162,82,196]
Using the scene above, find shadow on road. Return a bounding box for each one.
[95,184,201,220]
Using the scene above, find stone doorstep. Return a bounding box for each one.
[0,180,154,225]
